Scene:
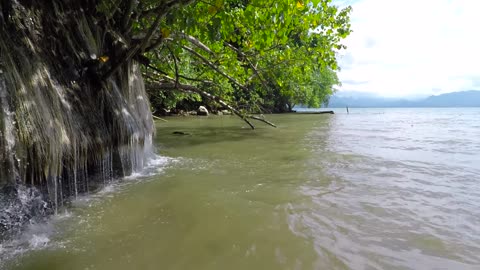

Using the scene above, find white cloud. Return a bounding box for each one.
[336,0,480,97]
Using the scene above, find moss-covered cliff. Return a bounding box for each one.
[0,0,153,230]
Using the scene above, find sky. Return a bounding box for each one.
[334,0,480,98]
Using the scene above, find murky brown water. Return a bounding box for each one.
[4,108,480,270]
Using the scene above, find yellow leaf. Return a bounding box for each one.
[99,56,109,63]
[296,1,304,9]
[160,28,170,38]
[161,28,170,38]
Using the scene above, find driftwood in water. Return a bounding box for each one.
[152,115,168,122]
[147,81,277,129]
[294,111,335,114]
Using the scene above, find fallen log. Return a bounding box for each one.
[295,111,334,114]
[152,115,168,122]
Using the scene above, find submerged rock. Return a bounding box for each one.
[172,131,190,135]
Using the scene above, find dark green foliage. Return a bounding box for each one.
[134,0,351,113]
[0,0,351,205]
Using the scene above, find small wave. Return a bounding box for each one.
[0,219,57,267]
[97,184,116,195]
[28,234,50,249]
[0,154,175,266]
[125,155,177,180]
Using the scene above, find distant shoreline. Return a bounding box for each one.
[327,90,480,108]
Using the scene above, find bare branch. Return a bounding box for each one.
[178,44,250,92]
[121,0,136,32]
[145,63,208,83]
[102,0,194,80]
[247,115,277,128]
[103,0,123,20]
[144,36,164,52]
[102,43,140,80]
[138,14,163,53]
[146,64,170,77]
[141,0,195,18]
[223,42,272,92]
[166,45,179,86]
[147,81,276,129]
[171,33,214,54]
[102,10,161,80]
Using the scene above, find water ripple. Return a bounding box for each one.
[292,108,480,270]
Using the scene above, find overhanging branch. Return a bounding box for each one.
[102,0,195,80]
[171,33,214,54]
[178,44,250,92]
[224,42,271,91]
[147,81,277,129]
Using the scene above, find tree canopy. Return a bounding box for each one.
[97,0,352,127]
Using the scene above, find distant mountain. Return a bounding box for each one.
[326,90,480,108]
[417,91,480,107]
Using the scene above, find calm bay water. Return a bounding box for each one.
[3,108,480,270]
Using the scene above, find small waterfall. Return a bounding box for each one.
[0,74,17,183]
[0,185,51,240]
[0,1,154,238]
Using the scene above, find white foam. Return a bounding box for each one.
[98,185,116,195]
[28,234,50,249]
[124,155,177,180]
[54,209,72,220]
[147,155,173,166]
[0,153,176,265]
[0,218,58,265]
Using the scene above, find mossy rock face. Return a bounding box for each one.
[0,0,153,211]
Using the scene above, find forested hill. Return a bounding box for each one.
[326,90,480,108]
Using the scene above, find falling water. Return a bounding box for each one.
[0,1,154,239]
[0,72,18,183]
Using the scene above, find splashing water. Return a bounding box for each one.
[0,186,50,239]
[0,153,175,267]
[1,0,154,190]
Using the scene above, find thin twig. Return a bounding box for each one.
[178,44,249,91]
[152,115,168,122]
[166,45,179,86]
